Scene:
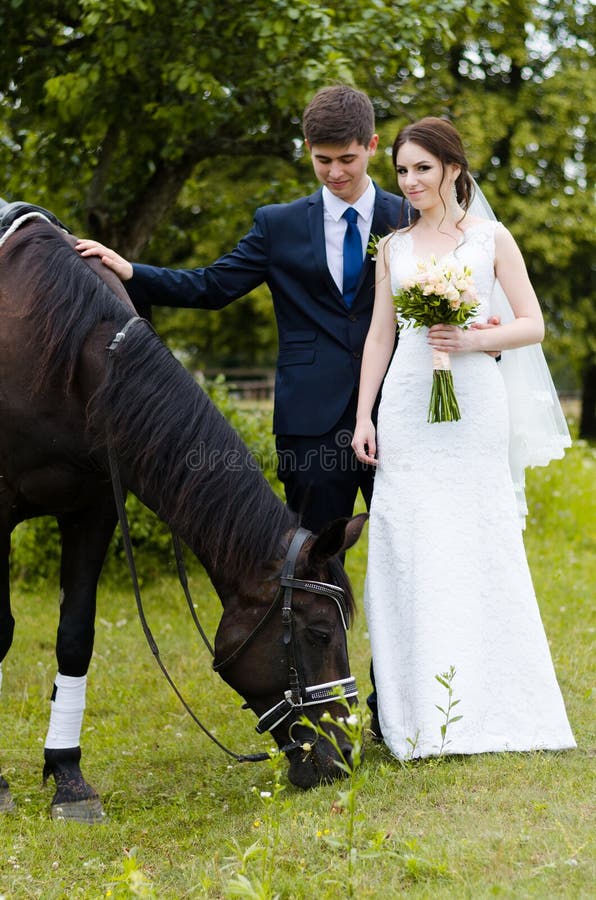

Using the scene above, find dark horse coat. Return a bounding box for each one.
[0,218,365,821]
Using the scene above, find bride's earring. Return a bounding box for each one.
[451,182,458,204]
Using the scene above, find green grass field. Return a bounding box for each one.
[0,439,594,899]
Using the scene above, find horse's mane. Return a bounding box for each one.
[2,221,129,392]
[2,221,296,579]
[90,320,296,578]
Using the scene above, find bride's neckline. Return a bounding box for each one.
[399,220,490,261]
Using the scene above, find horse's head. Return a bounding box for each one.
[213,513,367,789]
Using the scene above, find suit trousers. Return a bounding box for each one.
[275,392,374,534]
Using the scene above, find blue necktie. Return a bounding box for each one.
[342,207,362,308]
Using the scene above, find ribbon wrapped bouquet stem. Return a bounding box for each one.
[429,348,461,423]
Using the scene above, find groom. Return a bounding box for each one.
[77,85,407,536]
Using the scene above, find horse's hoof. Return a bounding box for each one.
[50,796,106,824]
[0,786,16,814]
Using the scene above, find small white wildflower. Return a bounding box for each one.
[260,791,272,798]
[346,714,358,726]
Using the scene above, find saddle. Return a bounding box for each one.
[0,198,71,244]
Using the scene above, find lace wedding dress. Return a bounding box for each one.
[365,221,576,758]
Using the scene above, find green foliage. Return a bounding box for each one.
[105,846,156,898]
[223,751,287,899]
[434,665,463,755]
[1,0,590,422]
[379,0,595,400]
[0,0,482,255]
[309,697,368,897]
[9,516,62,586]
[1,1,503,372]
[201,377,279,491]
[394,273,479,330]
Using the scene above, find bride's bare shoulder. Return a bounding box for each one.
[460,214,487,229]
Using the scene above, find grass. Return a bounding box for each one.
[0,438,594,899]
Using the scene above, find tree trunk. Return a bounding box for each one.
[114,155,199,259]
[84,153,199,260]
[579,361,596,439]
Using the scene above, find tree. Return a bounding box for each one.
[0,0,489,254]
[370,0,595,434]
[0,0,498,367]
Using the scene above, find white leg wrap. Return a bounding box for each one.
[45,673,87,750]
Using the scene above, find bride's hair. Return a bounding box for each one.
[391,116,474,220]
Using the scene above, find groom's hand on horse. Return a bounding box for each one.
[75,239,133,282]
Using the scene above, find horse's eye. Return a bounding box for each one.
[307,627,331,645]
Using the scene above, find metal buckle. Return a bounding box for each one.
[279,576,350,630]
[255,676,358,735]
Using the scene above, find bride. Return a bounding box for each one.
[352,116,575,759]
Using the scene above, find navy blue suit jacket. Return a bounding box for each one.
[127,184,406,436]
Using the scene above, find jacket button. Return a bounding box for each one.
[349,314,358,322]
[352,351,361,359]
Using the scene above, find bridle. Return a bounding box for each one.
[214,526,357,737]
[105,317,357,762]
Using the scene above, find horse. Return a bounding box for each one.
[0,214,367,823]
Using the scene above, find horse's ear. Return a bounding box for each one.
[308,513,368,562]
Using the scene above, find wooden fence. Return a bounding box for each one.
[203,368,275,401]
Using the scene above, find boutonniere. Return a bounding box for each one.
[367,234,382,260]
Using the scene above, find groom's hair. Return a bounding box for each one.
[303,85,375,148]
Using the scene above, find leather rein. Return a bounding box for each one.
[105,317,357,763]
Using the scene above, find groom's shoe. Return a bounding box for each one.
[367,675,383,742]
[369,712,383,743]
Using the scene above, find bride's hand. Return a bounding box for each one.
[427,323,476,353]
[75,239,133,282]
[428,317,502,356]
[352,419,378,466]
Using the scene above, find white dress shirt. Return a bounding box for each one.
[322,178,376,294]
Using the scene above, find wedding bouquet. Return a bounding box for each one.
[394,256,479,423]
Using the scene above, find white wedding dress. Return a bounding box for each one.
[365,221,576,758]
